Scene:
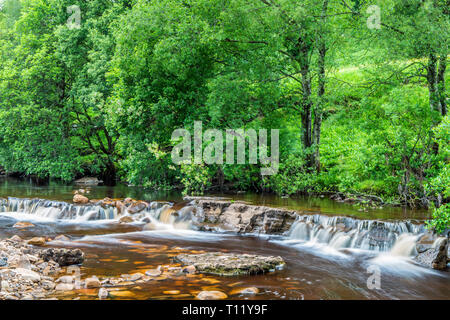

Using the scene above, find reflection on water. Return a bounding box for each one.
[0,177,431,220]
[0,177,448,300]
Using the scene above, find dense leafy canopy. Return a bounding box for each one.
[0,0,448,230]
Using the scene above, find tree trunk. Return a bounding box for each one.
[101,160,117,186]
[298,36,313,167]
[427,53,440,114]
[312,0,328,173]
[437,54,447,116]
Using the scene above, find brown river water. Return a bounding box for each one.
[0,177,448,300]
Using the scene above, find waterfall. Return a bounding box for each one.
[389,234,419,256]
[0,197,177,224]
[287,214,426,254]
[0,197,434,256]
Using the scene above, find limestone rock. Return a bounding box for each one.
[54,235,71,242]
[8,254,31,269]
[85,277,101,288]
[55,283,74,291]
[14,268,41,282]
[73,194,89,204]
[414,237,448,271]
[127,201,148,214]
[187,198,297,234]
[175,252,285,276]
[57,275,74,284]
[13,222,35,229]
[9,235,23,242]
[118,216,134,224]
[98,287,109,299]
[182,265,196,274]
[27,237,46,246]
[145,269,162,277]
[230,287,259,295]
[196,290,228,300]
[74,177,102,185]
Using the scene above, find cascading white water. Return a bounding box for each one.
[389,234,419,256]
[0,197,433,256]
[0,197,177,224]
[287,214,426,255]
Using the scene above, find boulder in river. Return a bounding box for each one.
[185,197,297,234]
[127,201,148,214]
[118,216,134,224]
[74,177,102,185]
[27,237,46,246]
[174,252,285,276]
[54,235,71,242]
[98,287,109,299]
[85,276,101,288]
[196,290,228,300]
[229,287,259,296]
[39,248,85,267]
[73,194,89,204]
[414,237,448,271]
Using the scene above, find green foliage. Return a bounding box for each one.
[0,0,448,236]
[426,203,450,235]
[180,163,211,195]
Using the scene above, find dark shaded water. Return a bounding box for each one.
[0,177,431,220]
[0,177,448,300]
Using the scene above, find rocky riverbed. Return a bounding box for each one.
[0,192,448,300]
[0,234,288,300]
[0,237,83,300]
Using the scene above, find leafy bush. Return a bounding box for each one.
[427,203,450,235]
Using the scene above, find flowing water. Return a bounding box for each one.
[0,177,448,300]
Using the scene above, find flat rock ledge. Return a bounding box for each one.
[174,252,285,276]
[185,197,298,234]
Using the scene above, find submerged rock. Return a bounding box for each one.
[145,269,162,277]
[196,290,228,300]
[414,238,448,271]
[118,216,134,224]
[13,222,35,229]
[54,235,71,242]
[230,287,259,296]
[74,177,102,185]
[174,252,285,276]
[39,248,85,267]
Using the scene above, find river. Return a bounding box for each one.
[0,177,448,300]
